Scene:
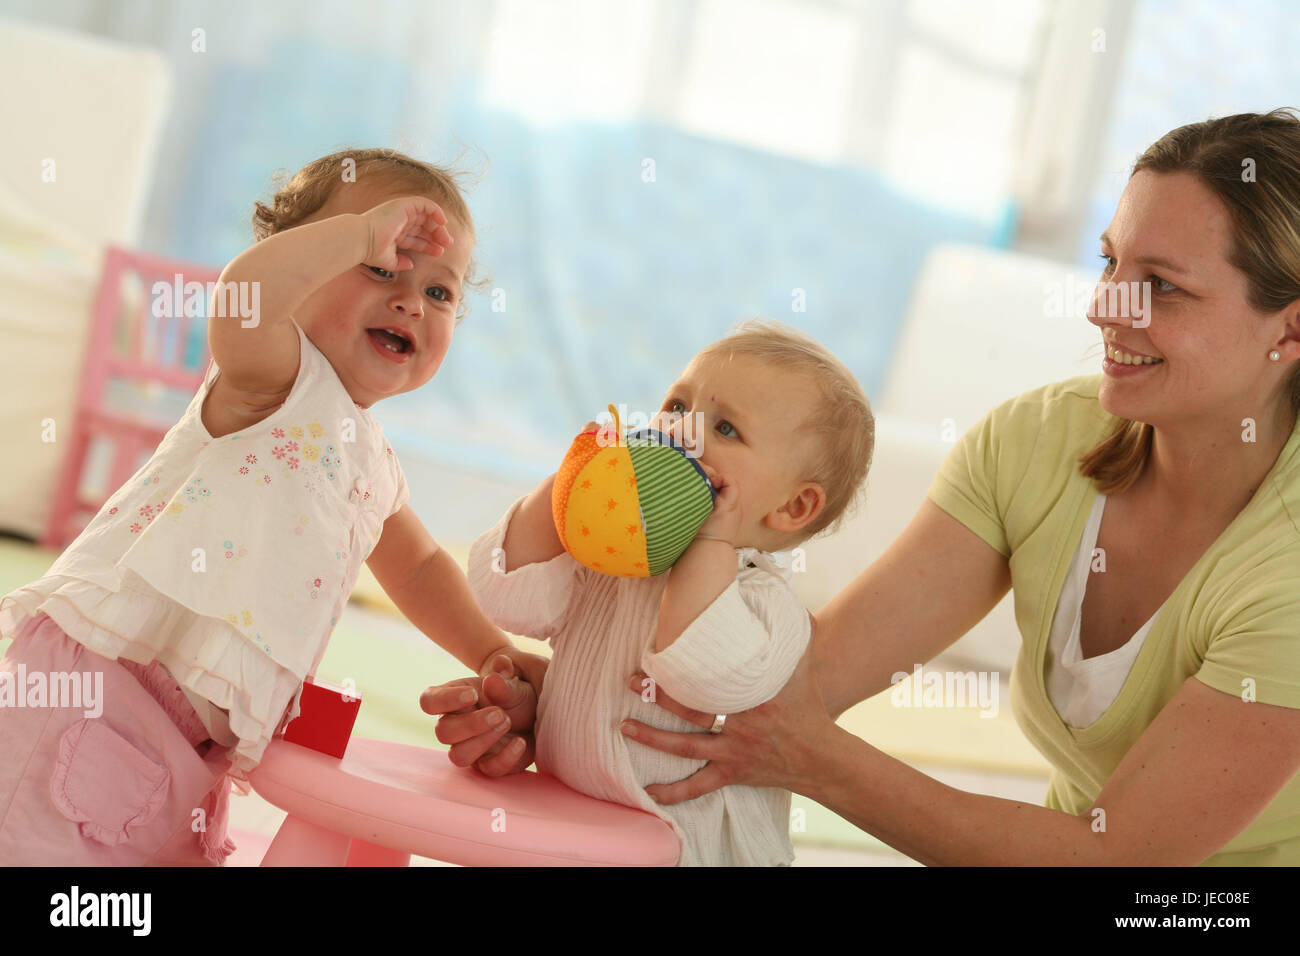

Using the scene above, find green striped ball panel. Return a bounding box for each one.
[626,436,715,575]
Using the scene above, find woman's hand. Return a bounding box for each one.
[361,195,455,272]
[419,651,549,776]
[618,647,837,803]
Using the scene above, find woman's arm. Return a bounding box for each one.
[623,648,1300,864]
[813,498,1012,719]
[620,498,1300,862]
[620,497,1012,794]
[807,673,1300,865]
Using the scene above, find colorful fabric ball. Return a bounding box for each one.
[552,407,715,577]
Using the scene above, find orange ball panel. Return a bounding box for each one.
[551,430,602,550]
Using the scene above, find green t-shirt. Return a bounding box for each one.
[927,375,1300,865]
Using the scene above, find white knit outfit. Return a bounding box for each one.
[468,497,811,866]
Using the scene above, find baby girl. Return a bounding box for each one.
[466,321,874,865]
[0,148,534,864]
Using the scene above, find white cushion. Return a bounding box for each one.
[794,243,1108,672]
[878,242,1102,432]
[0,17,171,253]
[0,19,172,538]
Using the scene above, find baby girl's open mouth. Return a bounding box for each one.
[366,327,414,363]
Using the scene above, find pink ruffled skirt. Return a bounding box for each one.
[0,612,237,865]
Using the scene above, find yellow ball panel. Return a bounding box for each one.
[561,446,649,576]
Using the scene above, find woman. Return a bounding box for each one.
[424,109,1300,865]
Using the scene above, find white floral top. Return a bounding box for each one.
[0,321,409,777]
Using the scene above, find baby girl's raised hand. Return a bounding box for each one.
[697,464,742,545]
[361,195,455,272]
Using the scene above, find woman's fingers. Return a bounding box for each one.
[448,728,511,769]
[419,679,514,752]
[619,716,723,764]
[472,733,534,778]
[435,703,514,749]
[623,652,834,797]
[626,672,717,730]
[644,764,732,806]
[417,672,537,773]
[419,679,480,715]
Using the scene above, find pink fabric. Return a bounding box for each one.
[117,657,211,749]
[50,718,171,846]
[0,612,237,865]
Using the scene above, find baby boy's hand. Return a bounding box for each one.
[696,465,742,544]
[649,409,700,456]
[361,195,455,273]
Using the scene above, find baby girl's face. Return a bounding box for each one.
[656,353,823,550]
[292,179,475,409]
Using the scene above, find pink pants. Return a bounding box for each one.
[0,612,237,865]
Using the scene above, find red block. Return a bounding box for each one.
[282,675,361,758]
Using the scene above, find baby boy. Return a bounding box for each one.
[466,319,874,865]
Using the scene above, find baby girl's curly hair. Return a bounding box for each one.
[697,319,875,543]
[251,147,486,318]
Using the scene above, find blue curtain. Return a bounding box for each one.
[162,32,1005,481]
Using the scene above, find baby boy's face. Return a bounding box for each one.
[655,352,823,549]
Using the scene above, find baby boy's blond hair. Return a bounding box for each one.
[695,319,874,545]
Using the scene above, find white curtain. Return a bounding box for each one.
[0,0,1065,545]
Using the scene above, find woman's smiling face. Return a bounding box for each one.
[1089,169,1289,428]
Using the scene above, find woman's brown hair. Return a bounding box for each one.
[1080,109,1300,494]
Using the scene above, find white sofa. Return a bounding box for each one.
[790,242,1103,673]
[0,18,172,540]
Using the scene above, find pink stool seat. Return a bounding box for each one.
[249,738,681,867]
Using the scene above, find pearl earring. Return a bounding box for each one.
[1269,350,1282,361]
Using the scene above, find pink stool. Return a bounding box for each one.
[249,738,681,867]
